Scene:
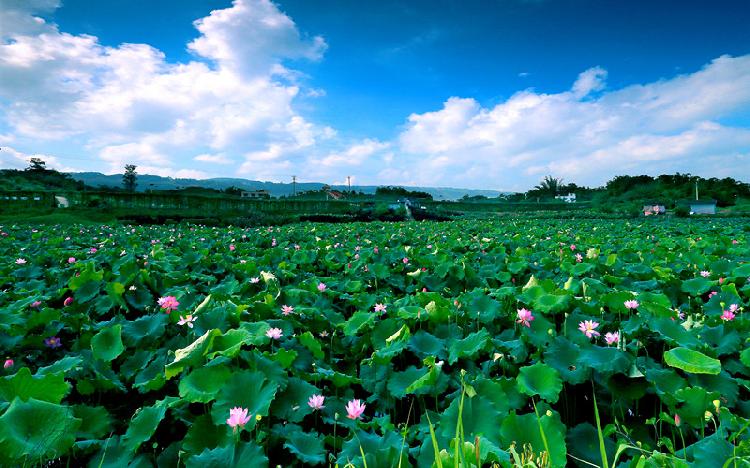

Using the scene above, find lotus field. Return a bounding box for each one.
[3,219,750,467]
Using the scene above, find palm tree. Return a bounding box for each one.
[534,175,564,196]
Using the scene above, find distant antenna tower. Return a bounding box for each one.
[292,175,297,196]
[347,176,351,192]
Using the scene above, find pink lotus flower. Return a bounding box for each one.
[575,253,583,263]
[226,407,251,429]
[674,414,681,427]
[15,258,26,265]
[624,300,639,310]
[177,315,197,328]
[374,247,379,254]
[229,244,235,251]
[570,244,576,251]
[700,270,710,278]
[89,248,97,254]
[266,328,283,340]
[721,310,736,321]
[250,277,260,284]
[281,305,294,316]
[729,304,739,313]
[516,308,535,327]
[68,257,76,264]
[732,239,739,245]
[373,303,387,313]
[319,330,329,338]
[605,331,620,345]
[402,257,409,264]
[63,297,73,307]
[30,301,42,308]
[308,394,325,410]
[345,399,366,419]
[158,296,179,313]
[271,238,277,247]
[44,336,62,349]
[578,320,600,338]
[3,359,13,369]
[708,291,718,299]
[317,282,327,292]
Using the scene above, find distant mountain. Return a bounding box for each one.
[70,172,508,201]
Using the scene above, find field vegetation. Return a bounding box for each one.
[1,218,750,466]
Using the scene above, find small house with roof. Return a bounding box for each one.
[240,190,271,199]
[677,199,717,215]
[642,203,666,216]
[689,199,717,215]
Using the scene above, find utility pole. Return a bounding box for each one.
[695,179,699,201]
[347,176,351,193]
[292,175,297,197]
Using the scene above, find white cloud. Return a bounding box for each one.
[0,146,74,172]
[397,55,750,190]
[572,66,607,98]
[316,139,390,167]
[188,0,326,78]
[194,153,233,164]
[1,0,749,191]
[0,0,329,176]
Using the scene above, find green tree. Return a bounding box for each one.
[534,175,564,196]
[122,164,138,192]
[26,157,47,172]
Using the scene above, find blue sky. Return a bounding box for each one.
[1,0,749,190]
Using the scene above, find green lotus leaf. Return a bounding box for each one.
[578,346,632,375]
[187,441,268,468]
[388,366,429,398]
[408,330,446,358]
[298,331,324,359]
[664,347,721,375]
[211,371,278,430]
[681,277,712,296]
[500,410,567,468]
[91,324,125,362]
[517,362,563,403]
[165,329,221,379]
[448,329,490,364]
[181,414,230,456]
[283,430,326,465]
[179,365,232,403]
[532,291,570,314]
[0,367,70,404]
[0,398,81,465]
[73,404,112,439]
[543,337,591,384]
[342,311,376,336]
[271,377,319,423]
[121,397,176,453]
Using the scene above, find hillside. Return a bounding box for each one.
[70,172,506,201]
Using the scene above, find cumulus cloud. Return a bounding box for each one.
[0,0,329,177]
[0,146,73,171]
[398,55,750,190]
[194,153,233,165]
[2,0,749,191]
[572,66,607,98]
[316,139,390,167]
[188,0,326,78]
